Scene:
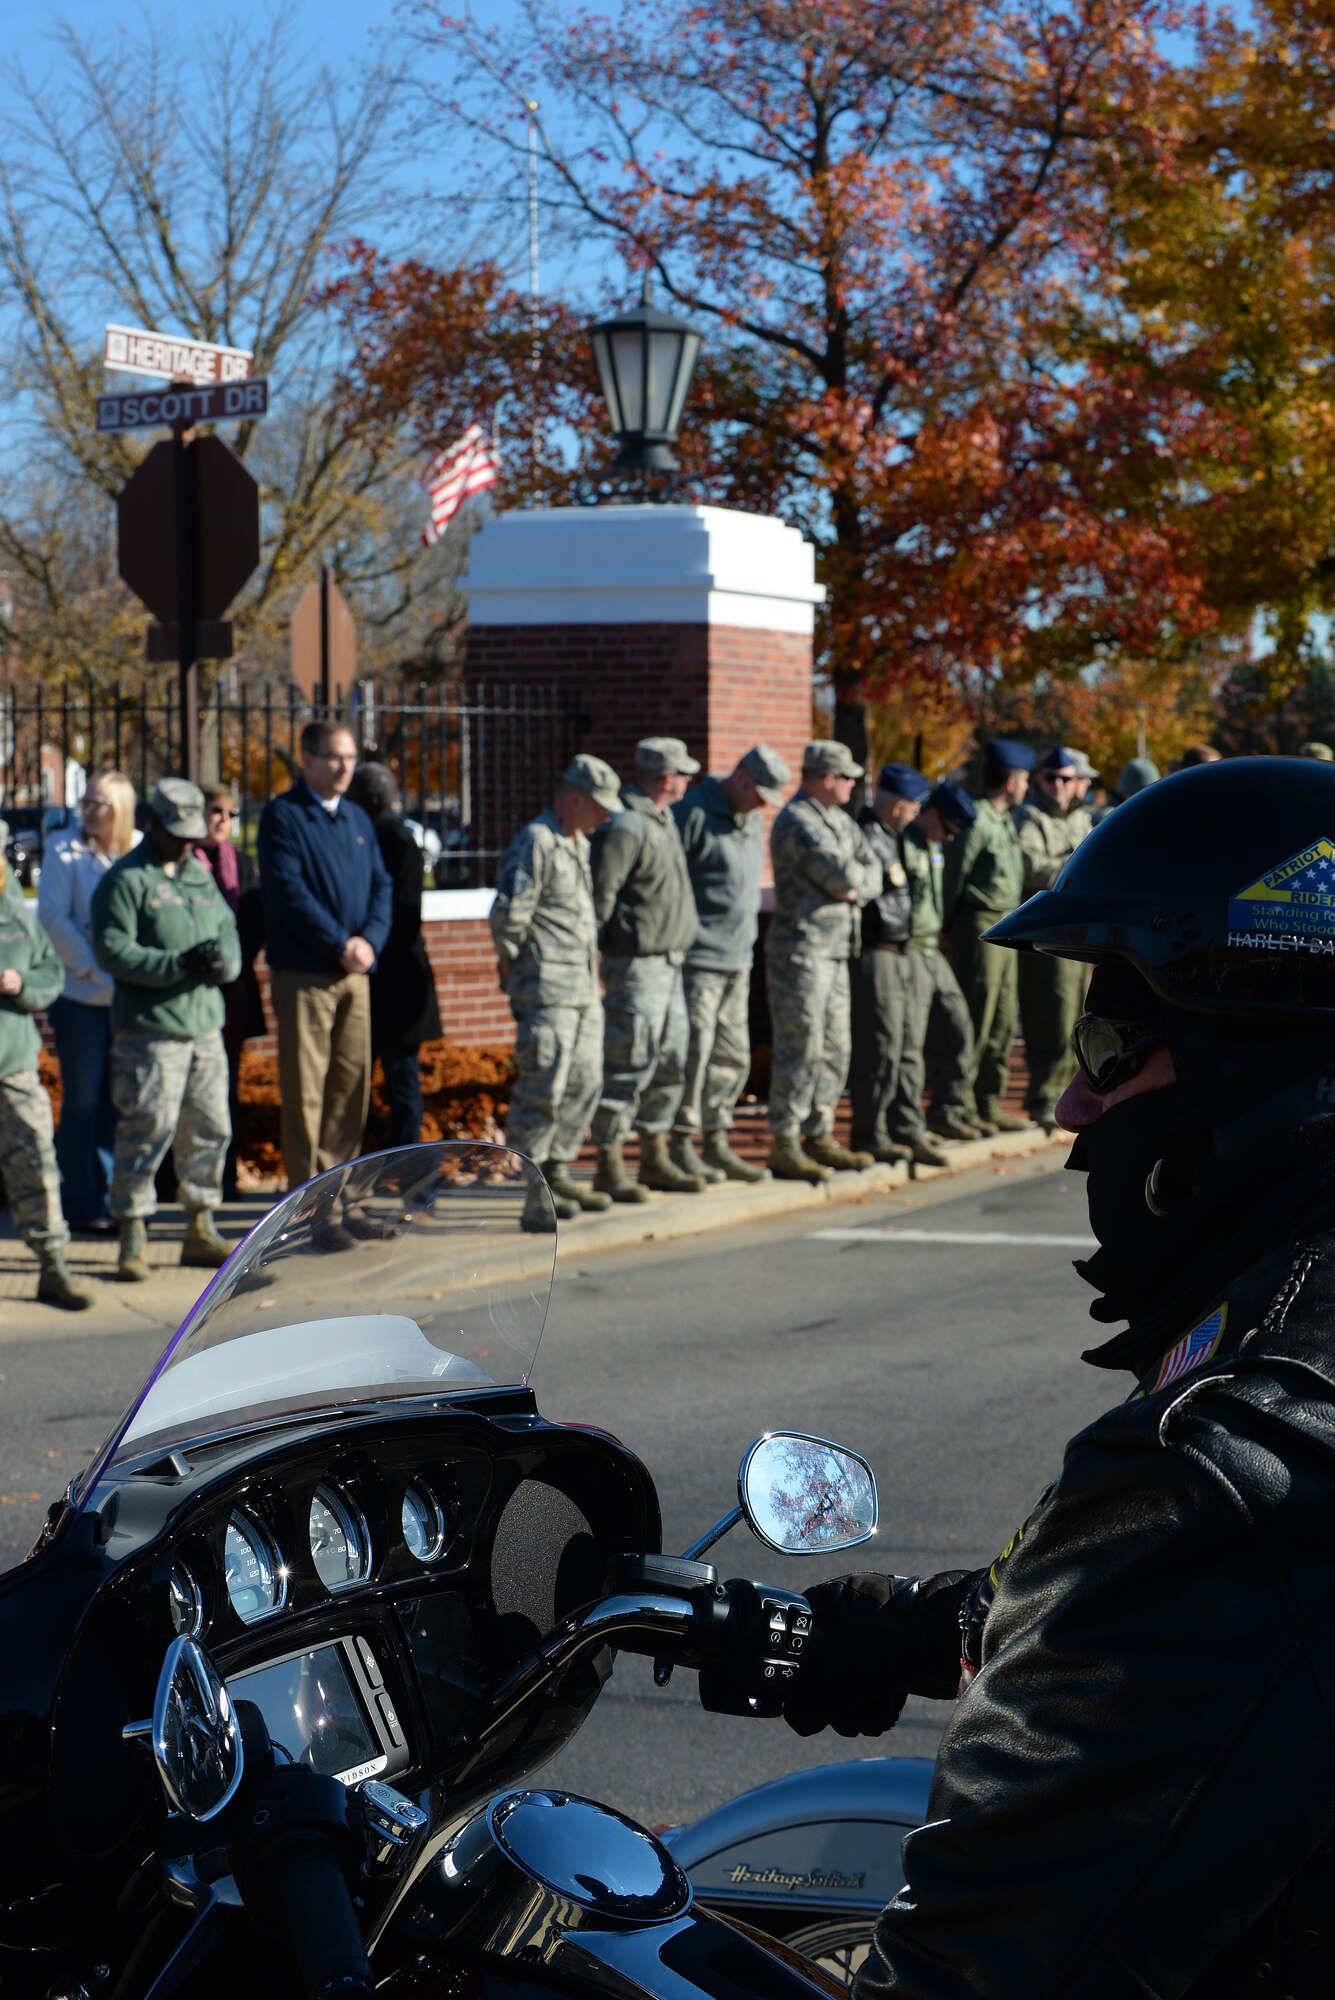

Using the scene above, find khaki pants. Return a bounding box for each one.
[272,969,372,1190]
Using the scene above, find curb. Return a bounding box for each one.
[552,1124,1070,1265]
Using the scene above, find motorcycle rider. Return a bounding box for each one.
[782,758,1335,1997]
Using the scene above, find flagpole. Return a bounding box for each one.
[528,99,540,486]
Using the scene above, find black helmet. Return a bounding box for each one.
[985,757,1335,1018]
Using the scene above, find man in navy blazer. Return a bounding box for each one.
[259,720,392,1191]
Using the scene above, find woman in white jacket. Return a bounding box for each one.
[37,772,138,1233]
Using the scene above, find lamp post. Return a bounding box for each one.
[587,279,702,489]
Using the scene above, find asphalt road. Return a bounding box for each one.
[0,1151,1114,1828]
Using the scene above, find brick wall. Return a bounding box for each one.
[467,621,814,869]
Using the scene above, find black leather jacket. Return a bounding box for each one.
[858,1177,1335,1999]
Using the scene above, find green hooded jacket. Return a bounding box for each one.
[92,843,241,1039]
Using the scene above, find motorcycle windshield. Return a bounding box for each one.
[71,1144,555,1518]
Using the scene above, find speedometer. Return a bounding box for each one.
[224,1511,283,1624]
[309,1483,369,1591]
[402,1481,446,1563]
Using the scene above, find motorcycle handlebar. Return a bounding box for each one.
[481,1588,709,1742]
[265,1829,374,2000]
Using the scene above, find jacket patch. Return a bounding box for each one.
[1151,1304,1228,1392]
[1229,839,1335,938]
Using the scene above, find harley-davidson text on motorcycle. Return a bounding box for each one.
[0,1143,901,2000]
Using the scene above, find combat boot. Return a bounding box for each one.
[636,1130,705,1193]
[700,1130,769,1183]
[36,1247,94,1312]
[858,1141,913,1164]
[544,1161,613,1212]
[594,1143,652,1204]
[767,1135,832,1183]
[669,1132,725,1184]
[928,1112,982,1142]
[521,1180,577,1233]
[117,1217,150,1283]
[804,1134,875,1172]
[182,1209,230,1269]
[909,1137,951,1168]
[987,1109,1033,1133]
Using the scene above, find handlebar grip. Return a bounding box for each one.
[265,1829,374,2000]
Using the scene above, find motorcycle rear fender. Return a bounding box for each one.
[663,1757,933,1915]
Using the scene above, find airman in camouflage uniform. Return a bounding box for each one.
[590,738,703,1199]
[908,784,984,1142]
[491,754,621,1231]
[92,780,241,1282]
[766,741,882,1183]
[0,833,93,1310]
[1013,745,1095,1129]
[941,741,1035,1133]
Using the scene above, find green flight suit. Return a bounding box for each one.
[941,797,1025,1121]
[1013,791,1094,1118]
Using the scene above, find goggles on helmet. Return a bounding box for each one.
[1071,1014,1165,1096]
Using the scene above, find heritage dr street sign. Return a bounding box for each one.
[97,379,268,434]
[103,324,253,383]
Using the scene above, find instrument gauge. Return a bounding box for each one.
[402,1481,446,1564]
[224,1511,284,1625]
[167,1560,203,1637]
[309,1483,370,1591]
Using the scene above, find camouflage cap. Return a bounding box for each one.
[562,753,622,814]
[149,776,206,840]
[635,736,701,776]
[802,739,863,781]
[1067,748,1098,779]
[1300,741,1335,762]
[738,742,791,803]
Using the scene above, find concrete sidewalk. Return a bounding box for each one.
[0,1121,1070,1339]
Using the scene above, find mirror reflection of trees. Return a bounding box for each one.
[749,1439,874,1551]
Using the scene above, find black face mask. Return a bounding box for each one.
[1066,1087,1201,1323]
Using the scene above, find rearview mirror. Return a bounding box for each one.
[740,1431,878,1555]
[124,1636,243,1822]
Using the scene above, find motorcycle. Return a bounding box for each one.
[0,1142,912,2000]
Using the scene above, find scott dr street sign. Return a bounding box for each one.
[97,379,269,434]
[103,324,252,383]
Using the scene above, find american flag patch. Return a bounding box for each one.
[1151,1305,1228,1393]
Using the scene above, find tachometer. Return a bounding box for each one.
[309,1483,369,1591]
[224,1511,283,1624]
[401,1481,446,1564]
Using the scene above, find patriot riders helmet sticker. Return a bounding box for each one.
[1228,839,1335,944]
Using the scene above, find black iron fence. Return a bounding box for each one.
[0,679,583,888]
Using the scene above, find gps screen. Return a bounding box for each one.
[230,1643,379,1779]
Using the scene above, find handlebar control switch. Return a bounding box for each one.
[697,1580,812,1719]
[360,1780,429,1877]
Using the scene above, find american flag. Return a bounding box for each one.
[1150,1307,1226,1393]
[421,423,500,545]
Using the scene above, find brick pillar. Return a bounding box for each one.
[463,504,823,866]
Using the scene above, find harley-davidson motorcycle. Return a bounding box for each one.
[0,1142,922,2000]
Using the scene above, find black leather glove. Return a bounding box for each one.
[782,1569,976,1739]
[179,938,230,985]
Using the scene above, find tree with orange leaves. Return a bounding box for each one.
[326,0,1220,757]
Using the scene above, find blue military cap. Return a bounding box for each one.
[984,739,1037,783]
[876,762,932,802]
[928,781,976,829]
[1040,744,1080,774]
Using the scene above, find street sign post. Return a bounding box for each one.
[98,380,268,433]
[291,569,356,710]
[104,325,252,383]
[117,436,261,780]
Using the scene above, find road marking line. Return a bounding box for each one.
[808,1228,1096,1247]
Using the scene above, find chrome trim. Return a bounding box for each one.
[310,1480,372,1591]
[167,1560,204,1638]
[680,1505,742,1564]
[401,1479,446,1564]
